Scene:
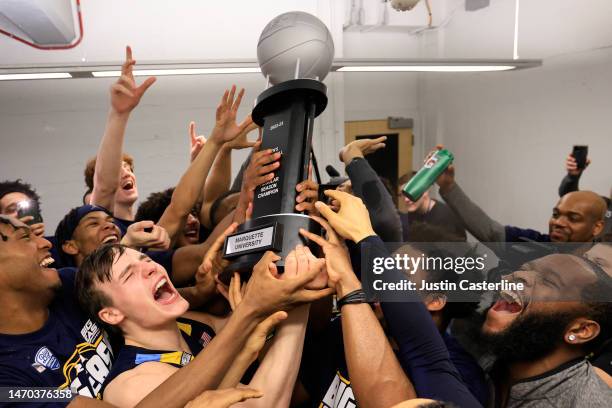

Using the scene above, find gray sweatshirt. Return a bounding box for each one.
[499,359,612,408]
[440,183,506,242]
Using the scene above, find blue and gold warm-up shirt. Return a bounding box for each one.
[0,268,114,406]
[100,317,216,396]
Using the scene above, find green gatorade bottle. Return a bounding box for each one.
[402,149,454,201]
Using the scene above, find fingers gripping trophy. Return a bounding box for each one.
[221,11,334,280]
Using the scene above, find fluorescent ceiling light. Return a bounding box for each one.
[0,60,539,81]
[0,72,72,80]
[336,65,516,72]
[92,67,261,77]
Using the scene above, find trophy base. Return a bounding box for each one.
[219,213,322,284]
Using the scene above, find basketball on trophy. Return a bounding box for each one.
[257,11,334,85]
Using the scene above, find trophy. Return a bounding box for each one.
[221,11,335,279]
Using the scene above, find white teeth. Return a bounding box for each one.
[40,257,54,267]
[102,235,117,243]
[500,291,521,306]
[155,279,167,291]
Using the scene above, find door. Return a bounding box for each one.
[344,119,413,204]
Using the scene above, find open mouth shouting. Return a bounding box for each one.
[102,233,120,244]
[491,290,524,314]
[182,226,199,244]
[152,277,177,305]
[38,253,59,282]
[121,178,135,192]
[486,289,528,332]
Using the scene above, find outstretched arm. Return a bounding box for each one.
[158,87,253,245]
[300,219,415,408]
[340,137,402,242]
[558,153,588,197]
[90,46,155,213]
[200,122,258,229]
[431,146,505,242]
[310,191,483,407]
[236,305,309,408]
[232,245,323,408]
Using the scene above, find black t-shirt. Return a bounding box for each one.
[299,317,357,408]
[401,199,467,241]
[0,268,114,406]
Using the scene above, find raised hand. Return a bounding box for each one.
[284,244,328,290]
[18,216,45,237]
[299,216,360,297]
[120,221,170,250]
[198,222,239,296]
[209,85,254,145]
[295,179,319,213]
[339,136,387,164]
[566,154,590,176]
[295,163,320,214]
[241,310,287,361]
[216,272,246,311]
[241,142,281,194]
[189,121,207,162]
[110,46,156,115]
[314,190,376,243]
[225,121,259,150]
[429,144,455,193]
[239,251,334,317]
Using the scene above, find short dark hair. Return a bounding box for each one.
[0,179,41,210]
[55,205,113,266]
[209,190,240,227]
[135,188,174,224]
[581,270,612,353]
[55,207,82,267]
[76,243,126,334]
[136,187,201,225]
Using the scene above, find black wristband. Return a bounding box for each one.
[337,289,367,309]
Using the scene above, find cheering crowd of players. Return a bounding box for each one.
[0,47,611,408]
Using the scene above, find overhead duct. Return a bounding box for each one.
[0,0,83,49]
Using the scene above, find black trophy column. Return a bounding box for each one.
[220,79,327,282]
[251,99,310,218]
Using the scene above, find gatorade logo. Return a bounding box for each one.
[424,155,439,169]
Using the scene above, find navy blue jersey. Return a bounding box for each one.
[0,268,114,406]
[299,317,356,408]
[101,317,215,396]
[505,226,551,242]
[113,217,134,237]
